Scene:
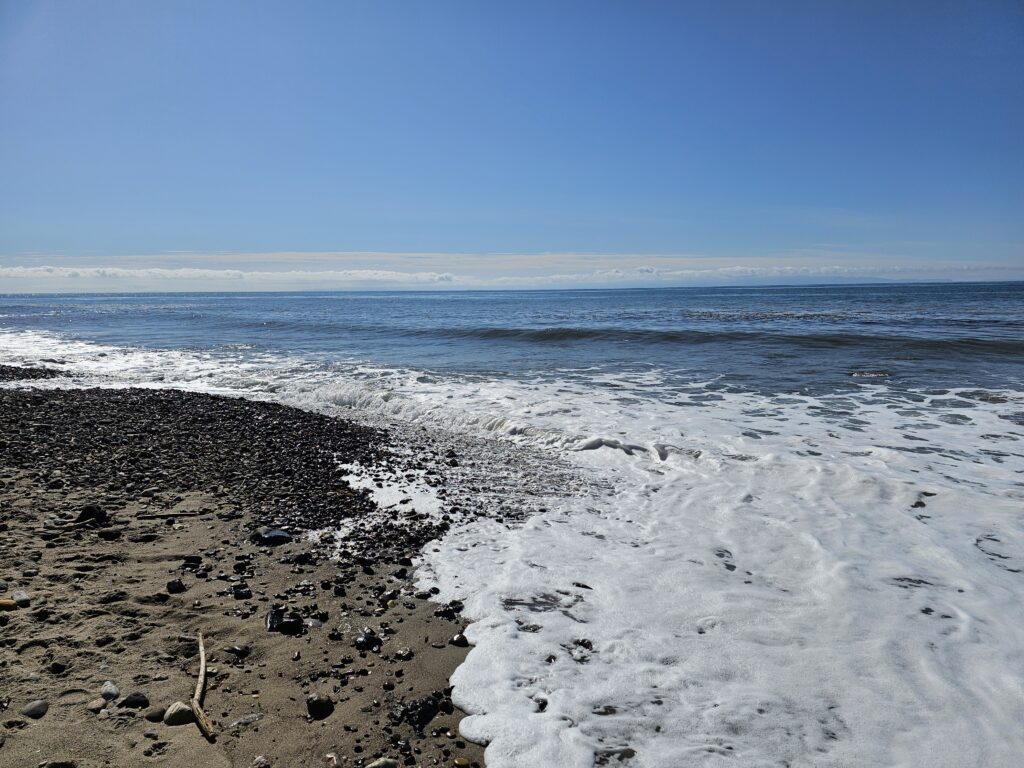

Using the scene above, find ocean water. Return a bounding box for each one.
[2,283,1023,767]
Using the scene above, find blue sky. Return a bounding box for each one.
[1,0,1021,291]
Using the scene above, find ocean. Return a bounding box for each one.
[2,282,1023,767]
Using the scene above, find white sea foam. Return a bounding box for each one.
[2,329,1023,767]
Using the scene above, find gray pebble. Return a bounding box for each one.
[20,699,48,719]
[162,701,194,726]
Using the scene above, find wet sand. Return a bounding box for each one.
[0,370,485,768]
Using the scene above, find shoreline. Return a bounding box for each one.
[0,370,486,768]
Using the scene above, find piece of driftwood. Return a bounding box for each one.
[191,632,216,739]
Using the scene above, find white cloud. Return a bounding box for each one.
[0,252,1020,292]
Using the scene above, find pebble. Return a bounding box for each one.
[118,692,149,709]
[21,699,49,719]
[0,599,17,611]
[11,590,31,608]
[85,698,107,713]
[163,701,194,726]
[143,705,166,722]
[251,757,271,768]
[166,579,186,594]
[251,527,292,546]
[365,759,399,768]
[306,693,335,720]
[100,681,119,700]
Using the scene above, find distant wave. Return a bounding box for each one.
[401,325,1024,354]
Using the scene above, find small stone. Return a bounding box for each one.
[223,644,251,659]
[251,756,271,768]
[166,579,186,594]
[306,693,334,720]
[20,699,48,719]
[118,692,149,709]
[86,698,107,713]
[163,701,194,726]
[0,599,17,611]
[143,705,166,722]
[453,760,471,767]
[0,579,7,592]
[365,759,399,768]
[97,527,123,541]
[100,681,119,700]
[251,527,291,546]
[11,590,30,608]
[449,632,469,647]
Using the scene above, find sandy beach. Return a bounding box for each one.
[0,366,485,768]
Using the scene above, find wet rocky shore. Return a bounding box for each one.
[0,369,485,768]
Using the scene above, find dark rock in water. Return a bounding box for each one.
[20,699,49,719]
[118,692,149,709]
[166,579,186,594]
[11,591,30,608]
[305,693,335,720]
[143,705,166,722]
[251,527,292,546]
[265,606,304,635]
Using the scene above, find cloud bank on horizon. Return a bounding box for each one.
[1,252,1020,292]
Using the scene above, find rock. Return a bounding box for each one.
[251,527,292,546]
[162,701,194,726]
[11,590,30,608]
[20,699,49,719]
[143,705,166,722]
[305,693,334,720]
[449,632,469,647]
[0,579,7,592]
[76,505,107,525]
[365,759,400,768]
[223,644,251,659]
[86,697,107,713]
[118,692,149,709]
[100,681,119,700]
[0,599,17,611]
[166,579,186,594]
[251,757,271,768]
[265,606,303,635]
[97,527,123,541]
[353,627,382,652]
[232,583,252,600]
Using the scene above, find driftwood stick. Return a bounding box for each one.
[191,632,216,739]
